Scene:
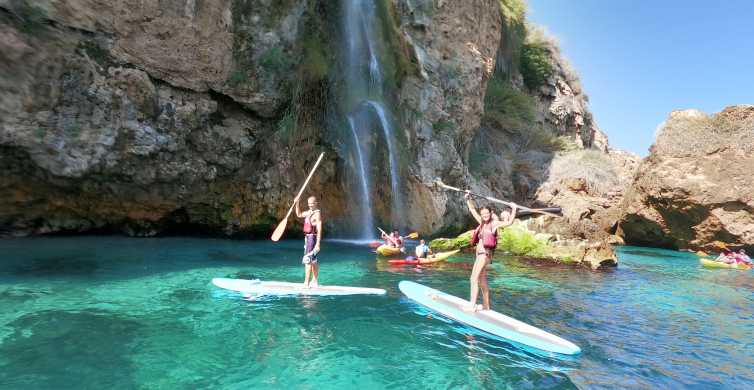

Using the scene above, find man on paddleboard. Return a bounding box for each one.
[295,195,322,288]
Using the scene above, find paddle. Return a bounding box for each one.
[270,152,325,242]
[515,207,563,217]
[406,232,419,239]
[434,179,562,218]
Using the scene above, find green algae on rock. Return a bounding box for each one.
[430,221,617,270]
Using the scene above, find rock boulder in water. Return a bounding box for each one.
[616,105,754,252]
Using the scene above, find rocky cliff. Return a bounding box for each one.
[616,105,754,252]
[0,0,626,239]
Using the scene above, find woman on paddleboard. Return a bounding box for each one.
[464,191,517,312]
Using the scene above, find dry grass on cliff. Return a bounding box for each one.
[546,150,621,196]
[651,108,754,156]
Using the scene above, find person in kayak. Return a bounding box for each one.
[415,239,433,259]
[737,249,752,264]
[295,195,322,288]
[464,190,517,312]
[729,249,753,265]
[715,249,736,264]
[382,230,405,252]
[381,230,399,247]
[393,230,406,253]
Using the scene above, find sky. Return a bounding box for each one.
[526,0,754,156]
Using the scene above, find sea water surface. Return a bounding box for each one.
[0,238,752,389]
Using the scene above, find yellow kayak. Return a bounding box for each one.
[376,245,402,257]
[418,249,461,264]
[700,258,752,270]
[388,250,461,265]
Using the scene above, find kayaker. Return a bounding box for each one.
[381,230,400,248]
[715,251,734,264]
[415,239,433,259]
[295,195,322,288]
[395,230,407,253]
[392,230,404,248]
[735,249,752,265]
[464,190,517,312]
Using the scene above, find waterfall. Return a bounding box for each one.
[347,115,374,237]
[365,101,404,220]
[339,0,404,236]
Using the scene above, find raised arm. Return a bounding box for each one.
[465,191,482,224]
[294,196,309,218]
[493,204,518,229]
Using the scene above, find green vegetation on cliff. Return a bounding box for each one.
[483,77,536,130]
[9,0,48,34]
[479,75,563,157]
[520,42,553,90]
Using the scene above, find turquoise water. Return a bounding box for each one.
[0,238,752,389]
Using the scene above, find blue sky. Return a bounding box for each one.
[527,0,754,156]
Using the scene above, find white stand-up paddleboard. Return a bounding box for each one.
[212,278,386,297]
[399,281,581,355]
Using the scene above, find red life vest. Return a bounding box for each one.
[471,222,497,249]
[303,210,319,234]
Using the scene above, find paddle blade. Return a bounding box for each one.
[516,207,563,217]
[407,232,419,239]
[270,218,288,242]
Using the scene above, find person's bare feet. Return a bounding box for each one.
[462,304,483,312]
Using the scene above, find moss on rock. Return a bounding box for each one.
[430,230,473,251]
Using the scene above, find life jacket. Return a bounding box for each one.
[303,210,319,234]
[470,222,497,250]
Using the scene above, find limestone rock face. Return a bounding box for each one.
[33,0,302,116]
[0,0,347,237]
[393,0,504,233]
[0,0,631,240]
[533,149,640,240]
[616,105,754,252]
